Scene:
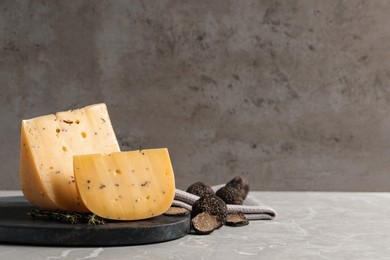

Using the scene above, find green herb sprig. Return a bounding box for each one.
[28,209,106,225]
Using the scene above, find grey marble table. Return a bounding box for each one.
[0,190,389,260]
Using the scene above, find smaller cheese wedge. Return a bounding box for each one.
[73,148,175,220]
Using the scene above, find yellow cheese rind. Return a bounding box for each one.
[20,124,61,209]
[20,103,120,212]
[73,148,175,220]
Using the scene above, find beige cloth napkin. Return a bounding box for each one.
[173,185,276,220]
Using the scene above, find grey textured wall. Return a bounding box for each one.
[1,0,390,191]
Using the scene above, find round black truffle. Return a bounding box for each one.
[186,182,214,197]
[191,195,228,223]
[215,186,243,205]
[226,176,250,199]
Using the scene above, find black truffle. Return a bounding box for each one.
[215,186,244,205]
[191,212,222,235]
[163,207,190,216]
[191,195,228,223]
[186,182,214,197]
[226,176,250,199]
[225,212,249,227]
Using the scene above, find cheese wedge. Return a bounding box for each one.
[20,103,120,212]
[73,148,175,220]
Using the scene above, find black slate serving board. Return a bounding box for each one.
[0,196,190,246]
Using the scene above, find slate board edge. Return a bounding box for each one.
[0,196,190,246]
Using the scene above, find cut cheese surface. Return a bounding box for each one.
[20,103,120,212]
[73,148,175,220]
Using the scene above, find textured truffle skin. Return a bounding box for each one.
[226,176,250,199]
[186,182,214,197]
[215,186,244,205]
[191,195,228,223]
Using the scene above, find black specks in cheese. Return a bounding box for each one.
[141,181,150,187]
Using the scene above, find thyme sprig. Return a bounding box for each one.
[28,209,106,225]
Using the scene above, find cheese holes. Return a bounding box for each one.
[62,146,67,152]
[81,132,87,138]
[115,169,121,174]
[56,128,60,134]
[75,119,80,124]
[146,195,150,200]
